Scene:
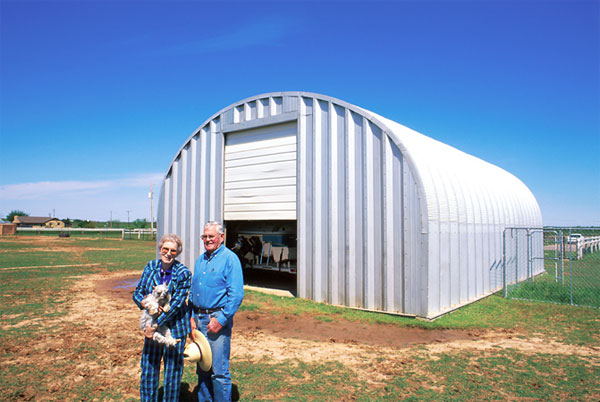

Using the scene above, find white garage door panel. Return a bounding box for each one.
[224,122,297,220]
[226,161,296,181]
[225,177,296,190]
[225,186,297,199]
[226,140,296,156]
[226,124,296,145]
[226,152,296,168]
[225,166,296,183]
[225,202,296,212]
[225,211,295,220]
[225,151,296,168]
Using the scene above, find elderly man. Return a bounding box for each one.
[189,221,244,402]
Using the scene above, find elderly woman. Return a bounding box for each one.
[133,233,191,402]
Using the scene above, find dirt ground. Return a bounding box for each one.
[5,269,599,401]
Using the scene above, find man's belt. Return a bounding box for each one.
[191,304,223,314]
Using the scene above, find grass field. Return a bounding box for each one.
[14,228,155,240]
[1,236,598,401]
[507,251,600,307]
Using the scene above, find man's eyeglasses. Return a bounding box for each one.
[201,234,220,241]
[160,247,178,256]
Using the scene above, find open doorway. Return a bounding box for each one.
[224,220,297,296]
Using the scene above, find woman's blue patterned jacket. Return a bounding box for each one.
[132,260,192,339]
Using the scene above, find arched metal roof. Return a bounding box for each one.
[165,91,541,234]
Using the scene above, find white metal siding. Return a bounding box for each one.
[378,115,543,316]
[224,122,297,220]
[158,91,543,318]
[296,96,422,314]
[158,121,224,269]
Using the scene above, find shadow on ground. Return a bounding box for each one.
[160,383,240,401]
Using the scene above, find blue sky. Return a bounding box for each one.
[0,0,598,225]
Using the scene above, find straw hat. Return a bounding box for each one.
[184,330,212,371]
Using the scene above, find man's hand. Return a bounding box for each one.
[190,317,197,342]
[144,325,156,338]
[207,317,222,334]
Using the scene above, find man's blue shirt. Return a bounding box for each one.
[190,244,244,327]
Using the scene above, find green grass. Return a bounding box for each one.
[412,349,599,402]
[0,237,155,340]
[508,251,600,308]
[1,236,598,401]
[16,229,125,239]
[229,359,360,401]
[221,349,599,402]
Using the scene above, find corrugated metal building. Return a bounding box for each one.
[158,92,543,318]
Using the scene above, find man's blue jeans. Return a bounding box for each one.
[193,312,233,402]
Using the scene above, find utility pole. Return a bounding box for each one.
[110,211,113,228]
[126,210,131,227]
[148,185,154,234]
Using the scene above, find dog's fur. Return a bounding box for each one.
[140,284,180,347]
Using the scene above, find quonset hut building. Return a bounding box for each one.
[157,92,543,319]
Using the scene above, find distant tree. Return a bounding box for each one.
[82,220,97,228]
[63,217,72,227]
[72,219,94,228]
[133,218,148,228]
[6,210,28,222]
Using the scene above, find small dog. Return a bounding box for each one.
[140,284,180,347]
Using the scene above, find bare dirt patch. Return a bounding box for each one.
[6,271,597,401]
[97,275,600,366]
[96,274,472,349]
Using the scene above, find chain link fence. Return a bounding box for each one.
[503,227,600,308]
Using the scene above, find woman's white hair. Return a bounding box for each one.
[158,233,183,255]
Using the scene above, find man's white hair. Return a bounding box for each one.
[204,221,224,234]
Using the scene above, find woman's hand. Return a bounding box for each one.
[144,325,156,338]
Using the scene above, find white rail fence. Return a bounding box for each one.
[569,235,600,260]
[17,227,156,240]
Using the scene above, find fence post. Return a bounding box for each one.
[510,229,519,283]
[503,228,507,298]
[554,231,558,283]
[560,230,564,284]
[557,230,560,282]
[570,254,574,305]
[569,231,574,306]
[525,228,533,280]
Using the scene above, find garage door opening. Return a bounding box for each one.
[225,220,297,296]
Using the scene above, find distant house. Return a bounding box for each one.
[12,216,65,228]
[0,222,17,236]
